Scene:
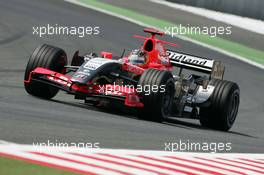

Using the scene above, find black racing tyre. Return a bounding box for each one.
[200,79,240,131]
[138,69,175,122]
[24,44,67,99]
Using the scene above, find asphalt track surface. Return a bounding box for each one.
[0,0,263,153]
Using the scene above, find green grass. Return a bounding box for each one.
[0,156,78,175]
[78,0,264,65]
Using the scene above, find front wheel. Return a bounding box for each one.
[24,44,67,99]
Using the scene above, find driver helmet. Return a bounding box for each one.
[128,49,147,65]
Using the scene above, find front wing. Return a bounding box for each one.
[24,67,143,107]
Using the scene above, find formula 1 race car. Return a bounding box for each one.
[24,28,240,131]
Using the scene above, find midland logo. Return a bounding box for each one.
[166,50,210,67]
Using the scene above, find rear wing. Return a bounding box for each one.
[166,50,225,79]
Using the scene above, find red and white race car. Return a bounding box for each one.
[24,28,240,131]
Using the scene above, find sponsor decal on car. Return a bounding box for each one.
[166,50,214,71]
[84,58,118,70]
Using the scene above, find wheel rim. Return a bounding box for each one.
[227,90,239,125]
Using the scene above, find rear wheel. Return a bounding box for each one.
[200,79,240,131]
[24,44,67,99]
[138,69,175,122]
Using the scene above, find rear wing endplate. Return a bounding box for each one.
[166,50,225,79]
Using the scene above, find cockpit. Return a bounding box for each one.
[128,49,148,65]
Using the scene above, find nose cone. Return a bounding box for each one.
[71,58,120,84]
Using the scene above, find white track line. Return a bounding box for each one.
[65,0,264,70]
